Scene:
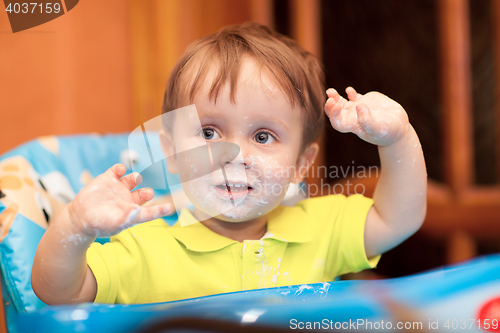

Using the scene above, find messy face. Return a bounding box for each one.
[169,58,305,223]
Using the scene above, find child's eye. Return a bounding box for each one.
[254,131,276,144]
[201,127,221,140]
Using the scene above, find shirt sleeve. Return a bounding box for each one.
[86,229,144,304]
[335,194,381,276]
[87,242,118,303]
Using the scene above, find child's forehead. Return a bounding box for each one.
[170,59,300,128]
[207,60,281,98]
[178,53,296,109]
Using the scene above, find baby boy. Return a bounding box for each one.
[31,23,427,304]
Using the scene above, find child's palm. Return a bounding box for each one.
[68,164,171,238]
[325,87,409,146]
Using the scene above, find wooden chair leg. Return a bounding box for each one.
[447,230,477,264]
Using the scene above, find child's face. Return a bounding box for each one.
[162,58,317,223]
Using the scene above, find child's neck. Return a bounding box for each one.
[192,209,268,242]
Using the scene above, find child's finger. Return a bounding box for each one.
[324,98,336,117]
[346,87,359,101]
[106,163,127,179]
[120,172,142,190]
[133,203,173,225]
[355,104,380,135]
[325,97,343,119]
[328,104,353,133]
[326,88,341,102]
[123,205,141,226]
[131,188,154,205]
[330,101,344,120]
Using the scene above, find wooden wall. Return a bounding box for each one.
[0,0,133,154]
[0,0,273,154]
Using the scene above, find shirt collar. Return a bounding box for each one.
[167,209,238,252]
[168,205,311,253]
[265,204,312,243]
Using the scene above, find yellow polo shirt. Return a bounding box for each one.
[86,194,380,304]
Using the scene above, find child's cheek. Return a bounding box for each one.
[247,155,291,200]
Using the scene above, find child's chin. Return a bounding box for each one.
[214,205,277,222]
[216,214,260,223]
[192,194,284,223]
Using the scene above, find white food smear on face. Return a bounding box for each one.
[184,153,292,222]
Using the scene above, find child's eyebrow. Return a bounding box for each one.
[196,109,223,119]
[258,119,289,131]
[197,110,289,130]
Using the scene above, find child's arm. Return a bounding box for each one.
[325,87,427,258]
[31,164,172,304]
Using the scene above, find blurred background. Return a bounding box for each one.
[0,0,499,278]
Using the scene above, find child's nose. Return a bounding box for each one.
[218,144,252,168]
[229,150,252,168]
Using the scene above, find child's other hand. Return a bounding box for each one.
[325,87,410,146]
[67,164,172,238]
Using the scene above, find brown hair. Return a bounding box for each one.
[162,22,325,151]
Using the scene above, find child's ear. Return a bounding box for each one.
[159,129,179,174]
[291,143,319,184]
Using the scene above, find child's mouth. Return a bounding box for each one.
[213,183,254,201]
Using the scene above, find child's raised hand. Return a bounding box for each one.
[325,87,410,146]
[67,164,172,238]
